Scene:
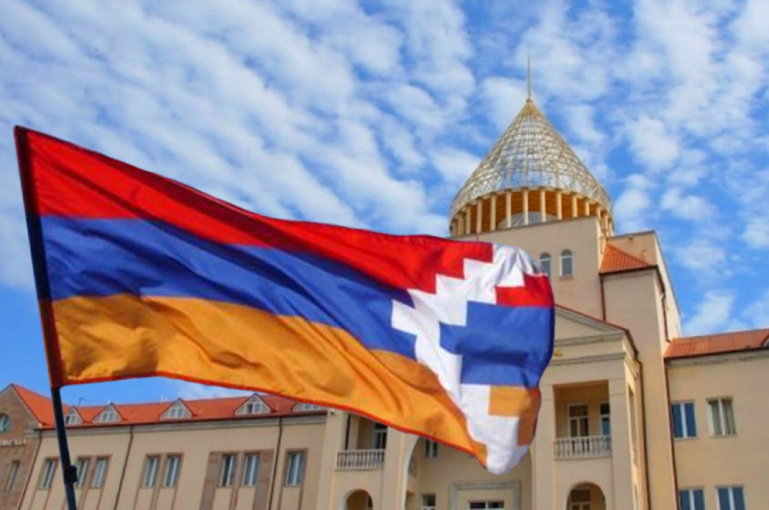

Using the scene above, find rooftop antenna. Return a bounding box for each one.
[527,55,532,101]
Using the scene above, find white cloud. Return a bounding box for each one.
[613,174,654,232]
[675,239,726,273]
[660,188,717,222]
[684,290,734,335]
[743,218,769,249]
[625,116,680,171]
[429,147,481,185]
[479,77,527,131]
[171,381,251,400]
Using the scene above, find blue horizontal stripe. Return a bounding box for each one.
[41,217,553,387]
[41,217,416,359]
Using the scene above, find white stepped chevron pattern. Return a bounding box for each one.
[391,244,545,474]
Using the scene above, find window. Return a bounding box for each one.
[469,502,504,509]
[372,423,387,449]
[293,403,324,412]
[219,454,237,487]
[679,489,705,510]
[75,458,90,488]
[237,395,269,415]
[600,402,611,436]
[91,458,108,488]
[242,454,260,487]
[672,402,697,439]
[568,404,588,437]
[570,489,590,510]
[425,440,438,459]
[5,460,20,492]
[40,459,57,489]
[421,494,436,510]
[161,401,191,420]
[64,410,82,426]
[717,487,745,510]
[163,455,181,487]
[142,456,160,488]
[0,414,9,432]
[94,405,120,423]
[539,253,551,277]
[285,452,305,486]
[709,398,736,436]
[561,250,573,277]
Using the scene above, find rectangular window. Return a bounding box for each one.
[679,489,705,510]
[372,423,387,449]
[568,404,589,437]
[40,459,57,489]
[242,454,259,487]
[709,398,736,436]
[163,455,181,487]
[75,458,90,488]
[600,402,611,436]
[285,452,305,486]
[142,456,160,488]
[219,454,237,487]
[421,494,436,510]
[717,487,745,510]
[469,502,504,510]
[91,458,108,488]
[672,402,697,438]
[425,440,438,459]
[5,460,20,492]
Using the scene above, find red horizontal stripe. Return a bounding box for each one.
[16,127,492,293]
[496,273,554,308]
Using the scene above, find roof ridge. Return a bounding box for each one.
[672,327,769,343]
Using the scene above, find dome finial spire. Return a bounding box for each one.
[527,56,532,101]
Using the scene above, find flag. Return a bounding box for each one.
[14,126,554,474]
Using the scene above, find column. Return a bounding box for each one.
[465,207,471,235]
[522,189,529,226]
[476,200,483,234]
[490,194,497,232]
[609,379,635,510]
[571,194,578,219]
[532,384,555,510]
[556,191,563,220]
[506,190,513,229]
[539,188,547,223]
[584,200,591,216]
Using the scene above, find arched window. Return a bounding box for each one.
[561,250,573,277]
[539,253,551,277]
[0,414,9,432]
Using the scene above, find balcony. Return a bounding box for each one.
[554,435,612,459]
[336,449,385,470]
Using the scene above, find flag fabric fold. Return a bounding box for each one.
[14,126,554,474]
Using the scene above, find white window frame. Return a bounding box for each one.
[285,451,305,486]
[64,410,82,426]
[469,502,505,510]
[0,414,10,432]
[671,401,697,439]
[561,250,574,277]
[679,488,705,510]
[425,440,438,459]
[708,398,736,437]
[567,403,589,438]
[600,401,611,436]
[242,453,260,487]
[372,423,388,449]
[40,459,57,489]
[236,395,270,416]
[94,405,120,424]
[91,457,108,488]
[293,403,324,412]
[421,494,436,510]
[716,486,745,510]
[161,401,191,420]
[75,458,90,488]
[539,253,551,277]
[569,489,591,510]
[219,454,237,487]
[163,455,181,487]
[5,460,20,492]
[142,456,160,488]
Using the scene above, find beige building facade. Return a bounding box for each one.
[1,96,767,510]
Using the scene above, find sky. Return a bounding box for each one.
[1,0,768,407]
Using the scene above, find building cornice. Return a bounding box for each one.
[666,348,769,368]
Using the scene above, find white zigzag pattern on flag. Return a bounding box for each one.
[391,244,543,474]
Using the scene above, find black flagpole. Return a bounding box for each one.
[15,127,78,510]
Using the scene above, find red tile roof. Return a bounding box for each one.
[11,384,64,427]
[666,329,769,359]
[600,245,653,274]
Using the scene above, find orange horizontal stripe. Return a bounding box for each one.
[52,294,478,458]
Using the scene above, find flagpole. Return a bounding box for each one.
[14,127,78,510]
[51,387,79,510]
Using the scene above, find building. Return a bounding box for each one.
[1,94,768,510]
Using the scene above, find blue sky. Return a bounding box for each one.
[1,0,768,406]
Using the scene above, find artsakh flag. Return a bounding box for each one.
[14,126,554,474]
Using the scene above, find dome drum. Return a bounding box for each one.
[449,187,613,237]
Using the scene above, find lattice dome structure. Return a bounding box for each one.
[448,98,614,237]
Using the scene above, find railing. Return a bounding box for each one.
[336,449,385,470]
[554,436,612,459]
